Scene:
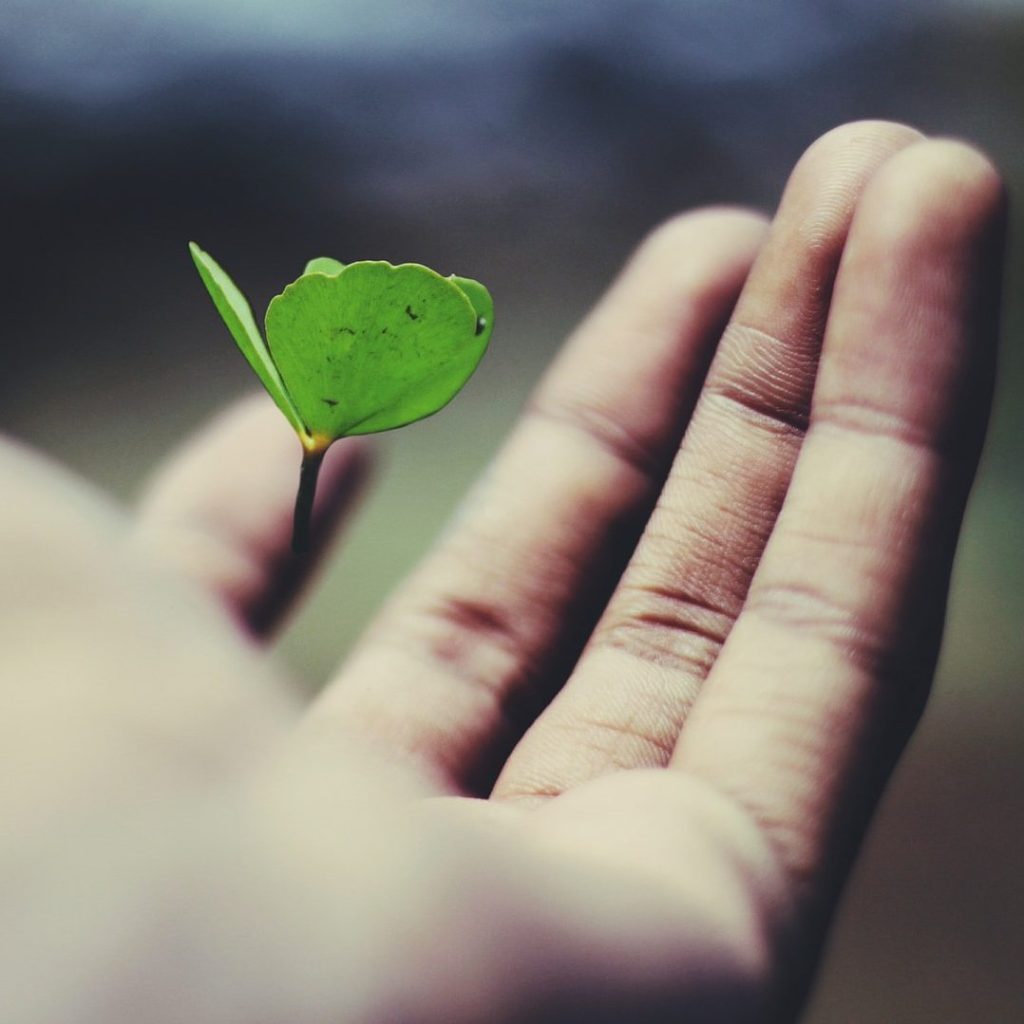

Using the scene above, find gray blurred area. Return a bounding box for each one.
[1,1,1022,1019]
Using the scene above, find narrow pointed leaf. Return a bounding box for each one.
[189,242,307,437]
[265,261,490,439]
[304,256,346,276]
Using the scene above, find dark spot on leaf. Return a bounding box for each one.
[322,398,338,407]
[475,316,486,336]
[405,305,420,320]
[381,326,389,334]
[334,326,356,336]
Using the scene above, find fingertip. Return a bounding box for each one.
[136,393,376,636]
[587,206,769,351]
[627,206,770,280]
[639,206,771,252]
[788,120,926,187]
[853,138,1007,253]
[822,138,1007,464]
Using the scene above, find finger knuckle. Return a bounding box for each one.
[745,578,892,677]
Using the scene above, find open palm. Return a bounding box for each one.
[3,122,1005,1023]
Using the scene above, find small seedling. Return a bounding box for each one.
[190,243,493,552]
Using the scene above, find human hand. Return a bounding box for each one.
[1,122,1006,1023]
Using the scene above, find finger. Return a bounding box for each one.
[674,141,1005,925]
[494,121,924,800]
[0,434,290,837]
[134,394,373,636]
[308,209,769,793]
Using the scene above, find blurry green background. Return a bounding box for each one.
[1,1,1021,1018]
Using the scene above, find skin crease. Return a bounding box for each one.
[0,122,1007,1023]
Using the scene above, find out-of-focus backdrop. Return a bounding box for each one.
[2,1,1021,1018]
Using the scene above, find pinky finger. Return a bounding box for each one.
[674,141,1007,919]
[134,394,373,636]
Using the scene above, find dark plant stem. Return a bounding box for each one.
[292,449,325,555]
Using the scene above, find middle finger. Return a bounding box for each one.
[306,208,766,793]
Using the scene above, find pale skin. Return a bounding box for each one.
[0,122,1007,1023]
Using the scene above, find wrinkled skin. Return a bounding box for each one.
[0,123,1006,1023]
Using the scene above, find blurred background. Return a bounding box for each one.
[1,0,1021,1018]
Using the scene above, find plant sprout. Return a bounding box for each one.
[189,243,493,552]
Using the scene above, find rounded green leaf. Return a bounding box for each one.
[449,274,494,337]
[303,256,346,277]
[265,261,491,439]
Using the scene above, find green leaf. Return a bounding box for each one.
[189,243,308,438]
[450,274,494,342]
[303,256,346,277]
[265,261,491,439]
